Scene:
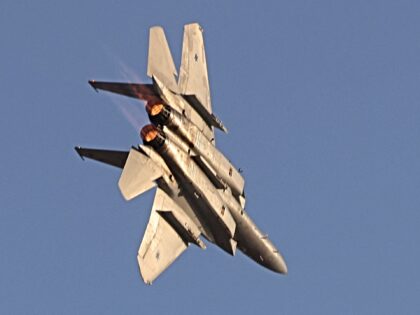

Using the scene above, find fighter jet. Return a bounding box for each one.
[75,23,287,284]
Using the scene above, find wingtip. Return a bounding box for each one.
[88,80,98,92]
[217,123,228,134]
[74,146,85,160]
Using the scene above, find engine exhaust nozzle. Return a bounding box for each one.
[141,124,159,142]
[146,102,171,126]
[140,124,166,148]
[146,103,164,117]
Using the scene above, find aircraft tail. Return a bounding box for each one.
[75,147,129,169]
[88,81,159,102]
[118,148,163,201]
[178,23,212,113]
[147,26,179,93]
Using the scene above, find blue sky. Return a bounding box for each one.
[1,1,420,314]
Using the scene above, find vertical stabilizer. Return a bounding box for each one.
[147,26,179,92]
[178,23,212,113]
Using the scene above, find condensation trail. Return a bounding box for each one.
[98,48,152,132]
[108,95,148,132]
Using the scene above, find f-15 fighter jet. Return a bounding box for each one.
[75,23,287,284]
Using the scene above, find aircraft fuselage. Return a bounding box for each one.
[141,125,287,274]
[76,23,288,283]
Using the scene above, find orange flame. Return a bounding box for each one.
[140,125,159,142]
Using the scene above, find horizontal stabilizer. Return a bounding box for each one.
[75,147,128,169]
[118,148,163,201]
[88,80,158,102]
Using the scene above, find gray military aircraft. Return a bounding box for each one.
[75,23,287,284]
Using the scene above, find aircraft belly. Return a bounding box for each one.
[176,179,233,249]
[193,135,245,197]
[159,141,237,254]
[139,144,211,240]
[155,178,208,237]
[216,188,287,274]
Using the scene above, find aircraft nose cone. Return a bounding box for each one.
[276,254,288,274]
[271,252,288,274]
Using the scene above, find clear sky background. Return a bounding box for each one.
[1,1,420,314]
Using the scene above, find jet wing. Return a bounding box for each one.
[138,187,205,284]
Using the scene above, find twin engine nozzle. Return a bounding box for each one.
[146,102,172,126]
[140,102,172,148]
[140,124,166,148]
